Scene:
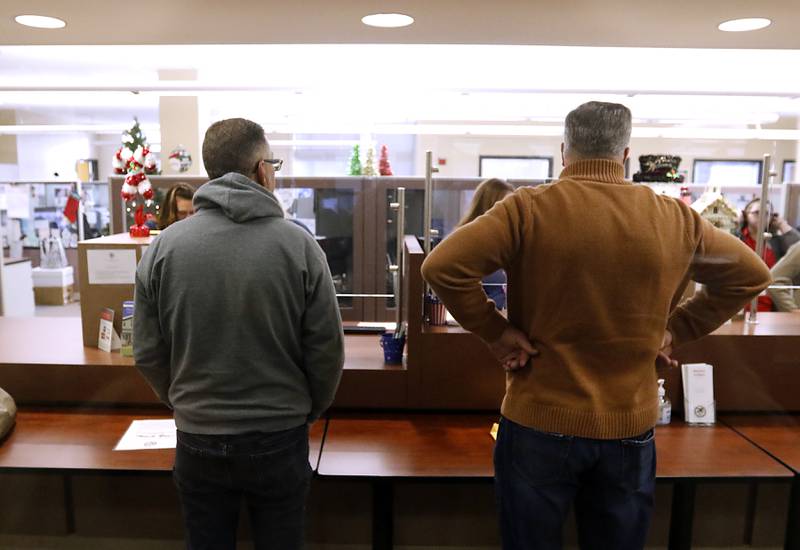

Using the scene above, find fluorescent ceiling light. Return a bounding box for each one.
[14,14,66,29]
[361,13,414,28]
[718,18,771,32]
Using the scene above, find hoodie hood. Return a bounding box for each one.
[193,172,284,223]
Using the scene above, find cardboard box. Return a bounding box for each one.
[32,266,75,305]
[78,233,153,347]
[34,285,74,305]
[32,266,74,288]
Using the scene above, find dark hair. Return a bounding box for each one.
[564,101,632,159]
[202,118,267,179]
[457,178,515,227]
[157,182,195,229]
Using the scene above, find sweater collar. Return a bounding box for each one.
[559,159,627,184]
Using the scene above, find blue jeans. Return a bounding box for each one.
[494,417,656,550]
[173,424,312,550]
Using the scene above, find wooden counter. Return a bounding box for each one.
[412,313,800,411]
[723,414,800,474]
[0,317,401,408]
[319,413,496,479]
[655,422,792,480]
[0,408,327,473]
[669,313,800,412]
[1,309,799,411]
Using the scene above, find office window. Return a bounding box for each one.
[479,156,552,180]
[692,159,763,185]
[291,134,360,177]
[784,160,796,183]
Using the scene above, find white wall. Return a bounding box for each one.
[0,164,19,180]
[417,133,796,183]
[15,134,92,181]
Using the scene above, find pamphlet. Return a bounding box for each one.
[120,301,134,357]
[98,307,121,352]
[682,362,716,424]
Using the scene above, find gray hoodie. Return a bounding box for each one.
[134,172,344,434]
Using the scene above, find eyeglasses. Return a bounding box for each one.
[261,158,283,172]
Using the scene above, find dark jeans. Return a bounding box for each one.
[494,417,656,550]
[173,424,312,550]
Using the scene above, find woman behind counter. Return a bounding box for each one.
[737,198,800,311]
[455,178,515,310]
[157,183,196,230]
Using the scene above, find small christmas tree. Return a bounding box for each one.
[113,118,158,237]
[349,144,362,176]
[379,144,393,176]
[363,147,377,176]
[113,118,159,176]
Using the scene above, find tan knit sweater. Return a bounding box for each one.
[421,159,771,439]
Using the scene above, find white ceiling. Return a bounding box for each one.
[1,2,800,132]
[1,0,799,49]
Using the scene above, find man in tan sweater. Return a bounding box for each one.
[422,101,770,550]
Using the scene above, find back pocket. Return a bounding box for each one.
[510,423,572,486]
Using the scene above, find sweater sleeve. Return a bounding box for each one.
[772,228,800,260]
[768,242,800,312]
[133,245,172,407]
[667,218,772,348]
[421,193,524,342]
[302,241,345,423]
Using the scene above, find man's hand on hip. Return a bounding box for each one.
[656,330,679,369]
[489,326,539,372]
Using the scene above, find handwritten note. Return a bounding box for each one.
[114,419,177,451]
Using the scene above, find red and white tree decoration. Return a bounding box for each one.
[113,118,158,236]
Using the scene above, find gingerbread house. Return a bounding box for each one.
[690,186,740,234]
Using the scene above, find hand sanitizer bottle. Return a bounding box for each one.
[657,378,672,425]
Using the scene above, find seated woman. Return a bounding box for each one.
[157,182,196,230]
[737,198,800,311]
[455,178,515,310]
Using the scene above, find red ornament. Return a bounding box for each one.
[142,188,154,200]
[129,204,151,238]
[125,172,146,187]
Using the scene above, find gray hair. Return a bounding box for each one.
[202,118,268,180]
[563,101,632,159]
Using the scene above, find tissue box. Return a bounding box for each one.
[32,267,74,305]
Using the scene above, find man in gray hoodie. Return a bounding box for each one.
[134,117,344,550]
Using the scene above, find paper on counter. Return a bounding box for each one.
[87,248,137,285]
[490,423,499,441]
[357,322,397,331]
[114,419,177,451]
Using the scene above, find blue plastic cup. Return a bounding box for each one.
[380,333,406,364]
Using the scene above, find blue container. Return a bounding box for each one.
[380,333,406,364]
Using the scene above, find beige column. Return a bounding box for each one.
[158,69,201,176]
[0,110,18,167]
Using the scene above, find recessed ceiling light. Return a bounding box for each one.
[718,18,771,32]
[361,13,414,28]
[14,15,66,29]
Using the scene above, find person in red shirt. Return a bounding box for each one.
[738,198,800,310]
